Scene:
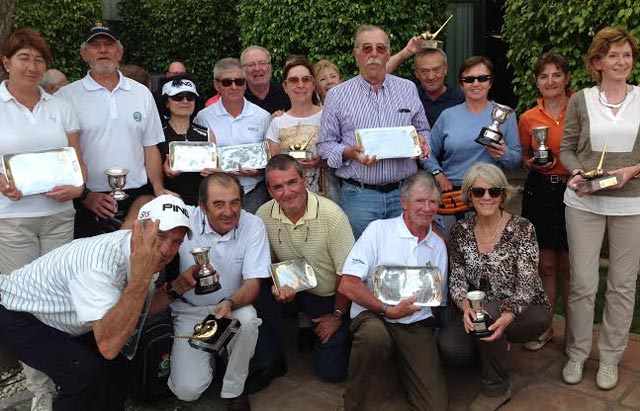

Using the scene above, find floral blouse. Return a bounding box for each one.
[449,214,551,316]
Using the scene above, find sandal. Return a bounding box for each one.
[523,328,553,351]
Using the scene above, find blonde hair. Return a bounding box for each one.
[460,163,516,206]
[313,59,341,80]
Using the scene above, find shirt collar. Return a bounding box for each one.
[270,191,319,226]
[356,74,390,92]
[81,70,131,92]
[396,214,436,247]
[0,80,51,103]
[212,97,252,118]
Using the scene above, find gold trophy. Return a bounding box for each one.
[575,142,621,194]
[283,127,318,159]
[175,314,241,355]
[420,14,454,49]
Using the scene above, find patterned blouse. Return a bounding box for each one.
[449,214,551,316]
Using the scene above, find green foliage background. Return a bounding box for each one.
[502,0,640,112]
[13,0,102,81]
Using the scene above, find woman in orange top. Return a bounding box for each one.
[518,52,572,351]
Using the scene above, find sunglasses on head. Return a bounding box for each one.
[459,75,492,83]
[169,93,196,102]
[286,75,314,85]
[217,78,246,87]
[469,187,504,198]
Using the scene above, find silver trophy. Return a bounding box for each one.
[475,103,514,146]
[532,126,552,165]
[105,167,129,201]
[190,247,221,295]
[466,290,493,337]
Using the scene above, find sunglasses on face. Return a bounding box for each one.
[286,75,314,85]
[169,93,196,102]
[459,75,492,83]
[469,187,504,198]
[217,78,246,87]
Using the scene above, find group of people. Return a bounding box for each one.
[0,19,639,411]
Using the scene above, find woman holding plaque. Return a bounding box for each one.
[421,56,521,238]
[440,163,551,411]
[266,59,326,195]
[0,28,86,410]
[159,75,209,205]
[560,27,640,390]
[518,52,573,351]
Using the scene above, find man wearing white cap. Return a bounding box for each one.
[0,195,198,411]
[56,23,170,238]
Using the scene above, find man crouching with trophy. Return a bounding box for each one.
[167,172,270,411]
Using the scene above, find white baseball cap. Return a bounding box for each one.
[137,195,193,239]
[162,78,199,97]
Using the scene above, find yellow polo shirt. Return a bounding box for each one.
[256,191,355,297]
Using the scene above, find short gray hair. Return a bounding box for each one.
[40,69,67,89]
[460,163,516,205]
[414,48,448,67]
[353,25,390,49]
[240,45,271,66]
[400,171,441,202]
[213,57,242,80]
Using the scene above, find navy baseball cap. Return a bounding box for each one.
[83,24,118,43]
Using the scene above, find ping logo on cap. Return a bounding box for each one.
[163,203,189,218]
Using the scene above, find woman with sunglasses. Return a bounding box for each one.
[560,27,640,390]
[440,163,551,410]
[421,56,521,237]
[266,59,326,195]
[518,53,573,352]
[159,75,209,205]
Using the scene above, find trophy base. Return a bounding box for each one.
[533,151,553,166]
[187,317,241,355]
[283,150,313,159]
[423,39,443,50]
[475,128,503,146]
[112,192,129,201]
[195,281,221,295]
[576,173,621,194]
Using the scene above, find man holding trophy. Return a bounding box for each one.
[338,171,448,411]
[167,172,270,411]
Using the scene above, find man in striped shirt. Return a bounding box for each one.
[317,25,431,239]
[249,155,355,392]
[0,195,198,411]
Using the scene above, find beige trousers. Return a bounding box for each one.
[0,209,75,395]
[565,206,640,364]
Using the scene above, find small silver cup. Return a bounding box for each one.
[191,246,221,295]
[475,104,514,146]
[105,167,129,201]
[466,290,493,337]
[532,126,553,165]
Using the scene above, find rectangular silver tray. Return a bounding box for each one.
[169,141,217,172]
[373,264,443,306]
[355,126,421,159]
[218,141,270,172]
[2,147,83,196]
[270,258,318,293]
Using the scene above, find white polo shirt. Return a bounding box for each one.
[56,72,164,192]
[0,230,140,335]
[341,215,448,324]
[176,206,271,307]
[193,98,270,193]
[0,81,78,218]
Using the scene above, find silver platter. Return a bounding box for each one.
[373,264,443,306]
[169,141,217,172]
[270,258,318,293]
[218,141,270,172]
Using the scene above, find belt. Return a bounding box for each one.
[343,178,402,193]
[532,172,568,184]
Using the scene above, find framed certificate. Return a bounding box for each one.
[270,258,318,293]
[355,126,421,159]
[218,141,270,172]
[169,141,217,172]
[2,147,83,196]
[372,264,443,306]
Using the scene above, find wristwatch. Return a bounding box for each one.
[379,303,388,318]
[431,170,442,177]
[78,185,90,201]
[332,308,344,320]
[163,281,183,301]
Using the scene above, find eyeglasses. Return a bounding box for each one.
[242,61,270,69]
[216,78,246,87]
[360,44,388,54]
[469,187,504,198]
[286,75,314,85]
[459,75,491,83]
[169,93,196,102]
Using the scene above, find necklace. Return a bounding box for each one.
[475,216,503,245]
[598,87,627,109]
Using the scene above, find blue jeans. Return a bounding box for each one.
[340,182,402,239]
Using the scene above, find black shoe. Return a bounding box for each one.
[244,357,288,394]
[226,393,251,411]
[297,327,316,353]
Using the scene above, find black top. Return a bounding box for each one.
[158,122,208,206]
[244,82,291,114]
[416,82,466,127]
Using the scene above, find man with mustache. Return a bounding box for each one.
[317,25,431,240]
[167,172,270,411]
[56,24,170,238]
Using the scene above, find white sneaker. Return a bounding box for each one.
[596,363,618,390]
[31,393,53,411]
[562,359,584,384]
